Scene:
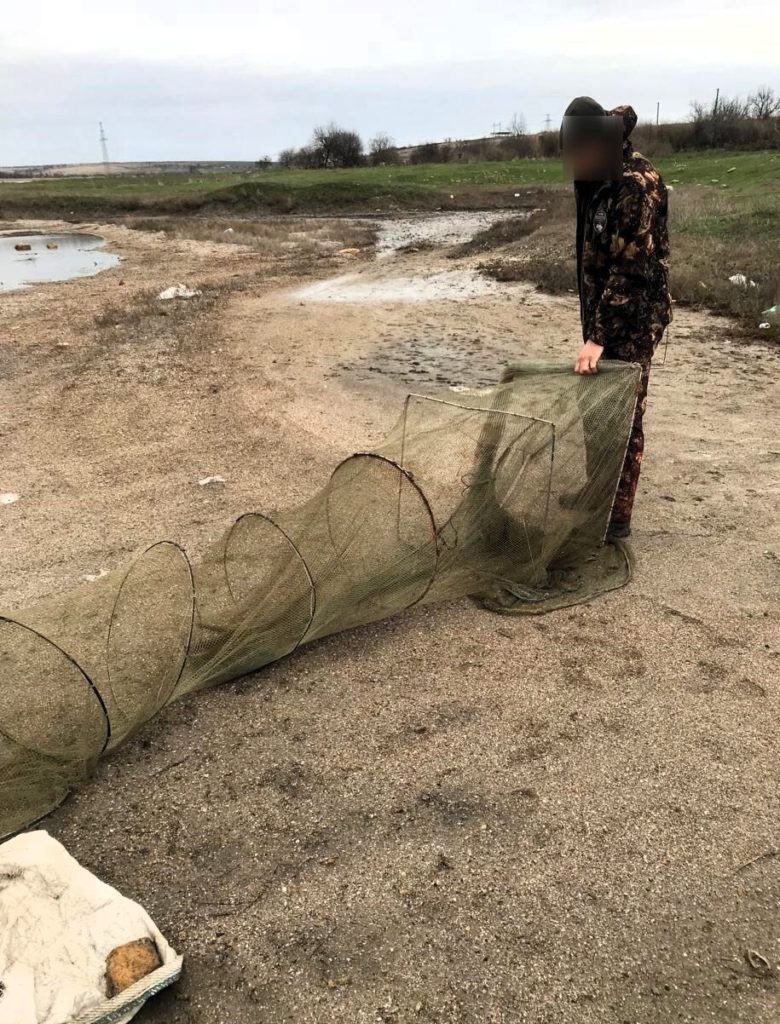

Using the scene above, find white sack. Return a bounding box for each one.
[0,831,182,1024]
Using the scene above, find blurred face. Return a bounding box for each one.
[566,141,609,181]
[561,115,623,181]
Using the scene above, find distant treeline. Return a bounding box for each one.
[277,88,780,168]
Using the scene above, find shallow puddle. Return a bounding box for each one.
[0,233,120,292]
[375,211,511,256]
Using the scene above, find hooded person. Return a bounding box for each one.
[561,97,672,538]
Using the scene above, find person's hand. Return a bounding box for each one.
[574,340,604,375]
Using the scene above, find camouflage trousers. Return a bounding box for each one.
[604,326,665,524]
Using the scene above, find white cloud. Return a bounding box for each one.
[5,0,778,69]
[2,0,778,164]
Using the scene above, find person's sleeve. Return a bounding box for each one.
[592,176,658,355]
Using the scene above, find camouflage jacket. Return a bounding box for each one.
[577,105,672,360]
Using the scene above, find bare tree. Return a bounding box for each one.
[717,96,751,120]
[537,131,559,158]
[368,132,398,165]
[691,95,749,122]
[748,86,780,119]
[295,145,320,169]
[691,94,751,146]
[509,112,527,136]
[311,123,364,168]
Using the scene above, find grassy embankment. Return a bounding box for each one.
[0,161,561,218]
[1,151,777,330]
[462,151,779,335]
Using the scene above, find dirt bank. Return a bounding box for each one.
[1,215,778,1024]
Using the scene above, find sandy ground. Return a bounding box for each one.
[1,214,779,1023]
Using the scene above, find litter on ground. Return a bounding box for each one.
[84,568,110,582]
[158,284,202,300]
[0,830,182,1024]
[728,273,757,288]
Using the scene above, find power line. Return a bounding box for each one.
[98,122,111,173]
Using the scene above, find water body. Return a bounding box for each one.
[0,233,120,292]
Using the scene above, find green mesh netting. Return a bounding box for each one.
[0,360,640,838]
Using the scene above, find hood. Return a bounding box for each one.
[607,104,638,142]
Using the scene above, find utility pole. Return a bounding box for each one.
[656,101,660,126]
[99,122,111,174]
[544,113,552,132]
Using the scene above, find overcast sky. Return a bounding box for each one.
[3,0,778,165]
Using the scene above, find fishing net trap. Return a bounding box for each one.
[0,360,640,838]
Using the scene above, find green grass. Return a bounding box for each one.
[670,191,778,244]
[0,159,561,199]
[0,161,559,216]
[2,150,777,331]
[1,150,776,218]
[463,154,780,334]
[657,150,780,197]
